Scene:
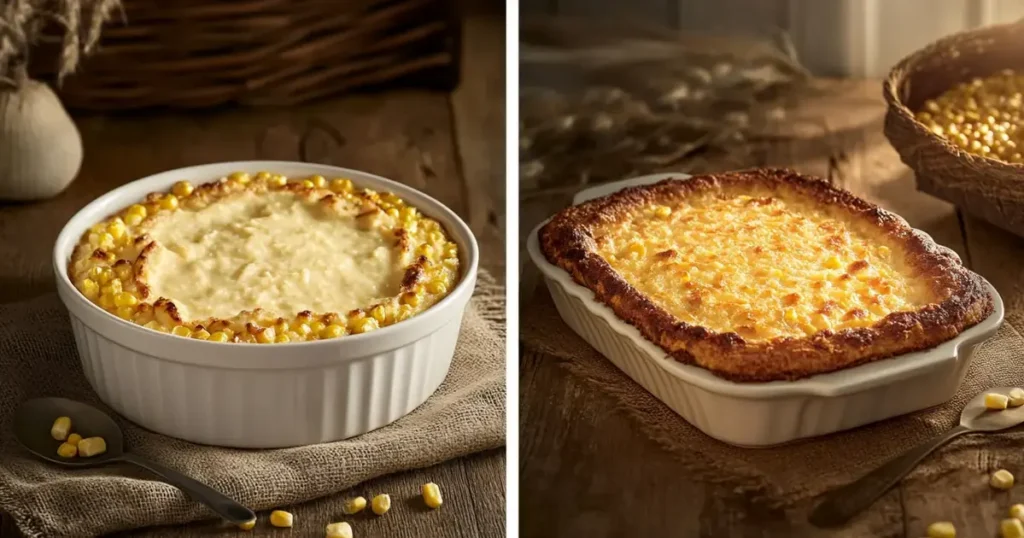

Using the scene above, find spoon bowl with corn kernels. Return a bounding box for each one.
[810,387,1024,528]
[13,397,255,524]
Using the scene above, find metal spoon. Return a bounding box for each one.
[12,397,255,524]
[810,387,1024,528]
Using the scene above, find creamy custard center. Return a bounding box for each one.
[145,191,400,320]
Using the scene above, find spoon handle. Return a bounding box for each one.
[121,452,255,524]
[809,425,972,527]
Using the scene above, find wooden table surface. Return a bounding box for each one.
[520,79,1024,537]
[0,7,505,538]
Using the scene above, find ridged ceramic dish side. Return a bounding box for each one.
[528,174,1004,447]
[54,161,479,449]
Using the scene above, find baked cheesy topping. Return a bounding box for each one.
[592,190,936,341]
[69,172,460,343]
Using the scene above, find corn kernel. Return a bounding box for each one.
[78,437,107,457]
[208,331,230,343]
[275,333,291,343]
[422,482,442,509]
[57,442,77,458]
[310,320,327,334]
[79,279,99,299]
[320,324,344,339]
[1009,388,1024,407]
[330,178,354,193]
[1004,519,1024,538]
[51,416,71,441]
[114,263,133,281]
[301,179,315,189]
[927,521,956,538]
[255,327,276,344]
[400,291,422,307]
[824,255,842,269]
[171,181,194,197]
[238,518,256,531]
[427,280,448,295]
[783,308,798,323]
[269,510,293,528]
[67,433,82,446]
[992,469,1015,490]
[370,305,386,323]
[342,496,367,515]
[171,326,192,338]
[310,175,327,188]
[654,205,672,218]
[351,317,379,334]
[107,219,127,240]
[229,171,251,184]
[325,522,353,538]
[371,493,391,516]
[114,292,138,307]
[101,279,122,296]
[266,174,287,187]
[1012,504,1024,520]
[160,195,179,211]
[986,393,1010,410]
[625,242,646,259]
[99,293,116,310]
[192,329,211,340]
[293,322,312,337]
[115,306,135,320]
[127,204,147,217]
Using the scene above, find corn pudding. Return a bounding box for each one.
[69,172,460,343]
[539,169,992,381]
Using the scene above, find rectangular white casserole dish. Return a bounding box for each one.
[527,173,1004,447]
[54,161,479,449]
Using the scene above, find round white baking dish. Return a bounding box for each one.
[529,173,1004,447]
[54,161,479,448]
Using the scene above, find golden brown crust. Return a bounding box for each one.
[539,168,994,382]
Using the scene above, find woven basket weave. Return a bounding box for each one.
[884,21,1024,238]
[31,0,460,110]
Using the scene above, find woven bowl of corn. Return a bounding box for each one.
[884,21,1024,238]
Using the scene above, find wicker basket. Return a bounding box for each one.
[884,21,1024,238]
[31,0,460,110]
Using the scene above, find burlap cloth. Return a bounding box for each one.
[523,284,1024,505]
[0,273,505,538]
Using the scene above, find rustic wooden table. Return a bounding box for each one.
[0,8,505,538]
[520,79,1024,537]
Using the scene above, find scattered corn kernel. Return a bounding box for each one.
[171,325,192,338]
[654,205,672,218]
[78,279,99,299]
[986,392,1010,410]
[171,181,194,197]
[57,442,78,458]
[78,437,107,458]
[422,482,442,509]
[116,306,136,320]
[1012,504,1024,520]
[330,178,354,193]
[192,329,211,340]
[50,416,71,441]
[992,469,1015,490]
[301,179,315,189]
[1010,388,1024,407]
[310,175,327,188]
[824,255,842,269]
[325,521,353,538]
[113,292,138,307]
[342,496,367,515]
[371,493,391,516]
[255,327,276,344]
[269,510,293,528]
[927,521,956,538]
[67,433,82,446]
[1004,518,1024,538]
[238,518,256,531]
